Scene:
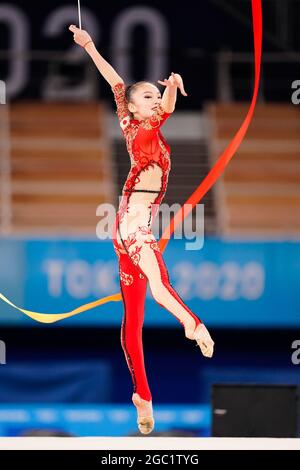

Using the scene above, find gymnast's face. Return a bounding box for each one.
[128,83,162,121]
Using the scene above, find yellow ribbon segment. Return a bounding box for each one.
[0,292,122,323]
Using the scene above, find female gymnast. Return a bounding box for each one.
[69,24,214,435]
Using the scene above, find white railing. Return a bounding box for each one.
[215,51,300,102]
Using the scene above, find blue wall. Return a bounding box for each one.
[0,237,299,327]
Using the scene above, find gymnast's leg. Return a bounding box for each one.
[120,227,214,358]
[138,240,214,357]
[117,193,214,357]
[118,252,154,434]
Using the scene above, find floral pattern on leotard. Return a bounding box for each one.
[112,82,171,204]
[120,269,134,286]
[112,82,171,272]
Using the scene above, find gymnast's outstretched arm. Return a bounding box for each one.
[158,72,188,113]
[69,25,124,88]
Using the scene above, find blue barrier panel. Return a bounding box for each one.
[0,360,112,403]
[0,240,26,324]
[0,237,299,327]
[0,404,210,437]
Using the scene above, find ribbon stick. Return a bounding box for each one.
[78,0,82,29]
[0,0,262,323]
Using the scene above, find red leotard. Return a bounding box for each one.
[112,83,201,401]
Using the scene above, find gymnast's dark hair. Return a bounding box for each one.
[125,81,157,102]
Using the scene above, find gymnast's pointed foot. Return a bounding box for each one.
[132,393,154,435]
[184,322,214,358]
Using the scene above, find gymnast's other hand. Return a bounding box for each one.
[69,25,93,48]
[157,72,188,96]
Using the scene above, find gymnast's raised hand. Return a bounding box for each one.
[69,24,93,48]
[158,72,188,96]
